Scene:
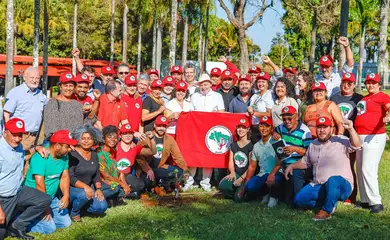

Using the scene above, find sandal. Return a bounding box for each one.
[71,215,82,222]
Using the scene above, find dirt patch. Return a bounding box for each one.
[141,192,215,208]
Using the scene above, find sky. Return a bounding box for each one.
[215,0,285,55]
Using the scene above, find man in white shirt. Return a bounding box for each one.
[317,37,354,98]
[184,74,225,192]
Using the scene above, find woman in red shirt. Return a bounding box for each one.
[355,73,390,214]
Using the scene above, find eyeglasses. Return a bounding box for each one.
[282,117,294,122]
[118,72,129,75]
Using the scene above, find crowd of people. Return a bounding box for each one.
[0,36,389,239]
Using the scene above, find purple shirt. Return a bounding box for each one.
[302,135,360,188]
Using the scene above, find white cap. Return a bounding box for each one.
[198,73,212,84]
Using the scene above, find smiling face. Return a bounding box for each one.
[239,81,251,95]
[121,132,134,144]
[125,84,137,96]
[149,74,159,81]
[137,80,149,94]
[317,125,332,142]
[275,81,287,99]
[257,80,269,92]
[297,75,307,91]
[104,132,118,148]
[259,123,272,138]
[172,72,183,83]
[249,73,258,83]
[281,113,298,130]
[199,81,212,93]
[151,87,162,98]
[313,89,326,102]
[221,79,234,90]
[60,82,76,98]
[75,83,89,99]
[117,66,130,81]
[163,85,174,95]
[210,76,221,85]
[184,68,195,83]
[365,80,380,94]
[176,89,186,101]
[4,130,23,148]
[79,132,94,150]
[321,65,333,79]
[236,125,249,139]
[154,125,167,136]
[24,68,41,90]
[341,81,355,96]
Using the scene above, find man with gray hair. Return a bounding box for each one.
[138,73,151,101]
[3,66,48,149]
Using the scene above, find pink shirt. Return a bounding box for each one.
[302,136,360,188]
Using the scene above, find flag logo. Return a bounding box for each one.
[154,144,164,158]
[16,121,23,129]
[276,147,284,154]
[205,125,233,154]
[234,151,248,168]
[135,103,140,109]
[356,101,367,115]
[117,158,131,171]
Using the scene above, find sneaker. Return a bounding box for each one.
[267,197,278,208]
[182,184,194,192]
[260,194,270,205]
[312,210,331,221]
[202,186,212,192]
[370,204,384,214]
[355,202,370,209]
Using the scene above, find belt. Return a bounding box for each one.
[25,132,38,137]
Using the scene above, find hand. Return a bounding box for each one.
[183,172,190,181]
[247,106,254,115]
[338,36,350,48]
[272,131,281,141]
[233,177,243,187]
[266,173,275,186]
[342,119,354,130]
[42,208,52,222]
[284,165,294,180]
[84,186,94,200]
[145,131,155,139]
[223,173,236,181]
[0,208,5,225]
[35,146,49,158]
[237,185,245,199]
[218,56,227,62]
[82,104,92,113]
[383,116,390,124]
[59,196,69,209]
[122,184,131,195]
[72,48,80,58]
[134,132,147,141]
[262,56,271,64]
[173,112,181,120]
[158,105,166,113]
[93,89,101,99]
[146,170,155,181]
[283,146,296,155]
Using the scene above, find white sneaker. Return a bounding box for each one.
[202,186,212,192]
[267,197,278,208]
[182,184,194,192]
[261,194,270,204]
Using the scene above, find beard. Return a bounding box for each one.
[318,134,332,143]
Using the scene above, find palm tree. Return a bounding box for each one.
[122,2,129,63]
[110,0,115,65]
[377,0,389,86]
[72,0,78,75]
[181,12,189,66]
[6,0,15,95]
[33,0,40,68]
[169,0,178,67]
[137,15,142,75]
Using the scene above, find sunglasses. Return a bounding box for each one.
[118,72,129,75]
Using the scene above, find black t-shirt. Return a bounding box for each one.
[151,136,164,168]
[217,87,239,111]
[230,141,253,176]
[142,96,162,131]
[69,150,101,187]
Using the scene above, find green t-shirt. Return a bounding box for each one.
[24,151,69,197]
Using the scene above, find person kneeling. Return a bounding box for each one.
[24,130,76,234]
[219,118,253,202]
[239,116,284,207]
[285,117,361,221]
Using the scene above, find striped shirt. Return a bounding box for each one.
[275,121,312,165]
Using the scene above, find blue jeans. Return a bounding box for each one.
[101,182,123,200]
[245,172,284,198]
[69,187,108,217]
[27,197,71,234]
[294,176,352,213]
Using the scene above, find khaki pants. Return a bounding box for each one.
[21,134,37,150]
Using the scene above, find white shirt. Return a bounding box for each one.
[272,96,299,127]
[191,89,225,112]
[166,99,194,134]
[317,64,353,98]
[249,90,274,125]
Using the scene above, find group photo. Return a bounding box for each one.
[1,0,390,239]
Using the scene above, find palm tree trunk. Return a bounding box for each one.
[378,0,389,86]
[137,16,142,76]
[203,2,210,72]
[181,14,188,67]
[156,20,162,72]
[169,0,178,67]
[33,0,40,68]
[72,0,78,75]
[329,35,335,60]
[152,14,157,68]
[198,8,203,72]
[338,0,349,71]
[110,0,115,65]
[6,0,15,95]
[357,25,365,92]
[309,9,317,72]
[122,3,128,63]
[43,0,49,95]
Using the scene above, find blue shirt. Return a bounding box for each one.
[141,92,148,102]
[252,137,279,177]
[4,83,47,132]
[92,79,105,94]
[0,138,25,197]
[228,94,251,113]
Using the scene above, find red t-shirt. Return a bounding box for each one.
[121,94,142,132]
[77,96,94,106]
[116,142,143,174]
[355,92,390,135]
[97,94,128,127]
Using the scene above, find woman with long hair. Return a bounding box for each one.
[297,71,314,120]
[272,77,299,127]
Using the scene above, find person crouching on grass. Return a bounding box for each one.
[285,117,361,221]
[219,118,253,202]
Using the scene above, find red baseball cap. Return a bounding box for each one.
[281,106,297,116]
[170,66,183,74]
[210,68,222,77]
[316,116,332,127]
[176,81,188,92]
[75,74,90,84]
[148,69,159,77]
[50,130,78,146]
[163,76,175,87]
[248,66,261,74]
[221,70,234,80]
[259,116,273,126]
[120,123,134,134]
[365,73,380,83]
[238,74,251,83]
[256,72,271,81]
[151,79,163,88]
[124,74,138,86]
[319,55,334,67]
[283,67,297,75]
[59,72,76,84]
[155,115,168,127]
[101,65,116,75]
[5,118,26,134]
[312,82,327,91]
[237,118,250,128]
[341,73,356,83]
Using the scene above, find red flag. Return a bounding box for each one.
[176,111,249,168]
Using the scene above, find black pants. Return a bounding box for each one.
[285,169,306,206]
[0,186,51,239]
[141,166,183,190]
[250,125,261,144]
[124,174,145,193]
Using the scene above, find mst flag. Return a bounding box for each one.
[176,111,249,168]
